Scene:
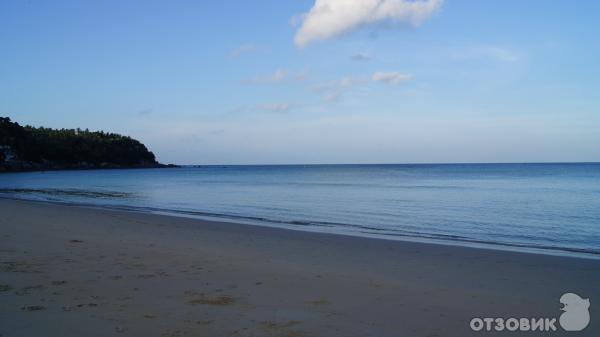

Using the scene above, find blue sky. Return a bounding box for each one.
[1,0,599,164]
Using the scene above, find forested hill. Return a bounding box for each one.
[0,117,172,172]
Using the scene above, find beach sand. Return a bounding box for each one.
[0,198,598,337]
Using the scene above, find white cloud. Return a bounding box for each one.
[480,46,519,63]
[259,103,293,113]
[313,76,363,102]
[294,68,310,82]
[230,43,258,58]
[351,52,373,61]
[294,0,443,47]
[372,71,412,84]
[269,69,288,82]
[138,108,153,116]
[243,68,288,84]
[243,68,309,85]
[452,46,519,63]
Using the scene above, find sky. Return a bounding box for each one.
[1,0,599,164]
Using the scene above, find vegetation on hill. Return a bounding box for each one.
[0,117,167,172]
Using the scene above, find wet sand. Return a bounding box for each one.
[0,198,598,336]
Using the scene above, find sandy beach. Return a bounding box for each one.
[0,198,598,337]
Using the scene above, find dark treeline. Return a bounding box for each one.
[0,117,167,172]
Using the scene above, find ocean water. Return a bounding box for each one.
[1,163,599,257]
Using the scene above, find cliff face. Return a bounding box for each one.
[0,117,168,172]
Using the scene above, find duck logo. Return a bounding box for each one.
[559,293,590,331]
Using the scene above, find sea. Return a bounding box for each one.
[1,163,599,258]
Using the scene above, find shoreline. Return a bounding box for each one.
[0,164,180,174]
[1,198,599,336]
[1,194,598,260]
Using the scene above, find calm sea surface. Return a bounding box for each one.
[1,163,599,257]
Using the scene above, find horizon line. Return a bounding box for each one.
[173,161,600,167]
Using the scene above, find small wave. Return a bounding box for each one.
[368,230,600,257]
[0,188,133,199]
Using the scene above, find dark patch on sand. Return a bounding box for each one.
[21,305,46,311]
[15,285,45,295]
[136,274,156,279]
[115,326,127,333]
[260,320,301,329]
[259,320,307,337]
[0,261,42,273]
[188,295,234,306]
